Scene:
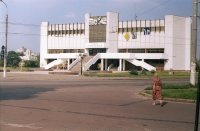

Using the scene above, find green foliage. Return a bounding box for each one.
[16,52,24,56]
[129,69,138,75]
[196,59,200,72]
[83,71,192,77]
[150,69,156,74]
[144,83,197,90]
[7,51,21,67]
[144,90,197,100]
[162,90,197,100]
[36,54,40,67]
[19,61,25,70]
[0,60,3,67]
[24,60,39,67]
[141,69,146,75]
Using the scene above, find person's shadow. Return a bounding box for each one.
[161,101,168,107]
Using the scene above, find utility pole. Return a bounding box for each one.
[0,0,8,77]
[190,0,198,85]
[193,1,200,130]
[134,2,137,21]
[3,14,8,77]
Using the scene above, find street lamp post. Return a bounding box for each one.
[0,0,8,77]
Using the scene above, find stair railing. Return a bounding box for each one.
[107,64,114,71]
[83,54,100,71]
[68,58,81,70]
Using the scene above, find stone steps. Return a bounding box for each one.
[70,56,93,72]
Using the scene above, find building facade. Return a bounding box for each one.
[17,46,38,61]
[40,12,191,71]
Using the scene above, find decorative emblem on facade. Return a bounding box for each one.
[124,33,130,41]
[144,27,151,35]
[89,16,107,25]
[131,32,137,39]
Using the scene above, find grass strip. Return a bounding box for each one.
[144,83,197,90]
[83,71,197,77]
[144,90,197,100]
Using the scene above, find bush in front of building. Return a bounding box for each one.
[150,69,156,74]
[24,60,39,67]
[129,69,138,75]
[169,68,174,75]
[141,69,147,75]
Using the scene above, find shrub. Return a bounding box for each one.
[141,69,146,75]
[169,68,174,75]
[24,60,39,67]
[196,60,200,72]
[150,69,156,74]
[129,69,138,75]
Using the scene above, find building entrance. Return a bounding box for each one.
[89,48,106,56]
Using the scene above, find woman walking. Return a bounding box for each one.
[152,73,163,106]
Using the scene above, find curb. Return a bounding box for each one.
[138,91,196,103]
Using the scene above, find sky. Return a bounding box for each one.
[0,0,199,58]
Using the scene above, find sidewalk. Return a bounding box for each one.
[0,71,134,81]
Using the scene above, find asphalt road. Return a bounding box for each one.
[0,73,198,131]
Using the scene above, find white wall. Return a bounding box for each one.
[118,20,165,49]
[184,17,192,70]
[106,12,119,53]
[85,13,90,54]
[164,15,174,70]
[40,22,48,67]
[117,15,191,71]
[47,34,85,49]
[170,15,191,70]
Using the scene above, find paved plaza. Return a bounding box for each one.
[0,72,198,131]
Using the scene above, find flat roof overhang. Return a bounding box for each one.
[43,53,168,60]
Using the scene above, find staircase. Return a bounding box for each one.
[109,67,118,71]
[44,59,65,69]
[126,59,156,71]
[70,56,93,73]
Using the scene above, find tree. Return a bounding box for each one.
[16,52,24,56]
[24,60,39,67]
[19,61,25,71]
[7,51,21,68]
[196,58,200,72]
[36,54,40,67]
[0,60,3,67]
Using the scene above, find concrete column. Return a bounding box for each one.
[67,59,70,70]
[101,59,104,71]
[105,59,108,71]
[123,59,125,71]
[119,59,122,71]
[57,58,59,69]
[142,59,144,70]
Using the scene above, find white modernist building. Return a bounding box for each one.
[40,12,191,72]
